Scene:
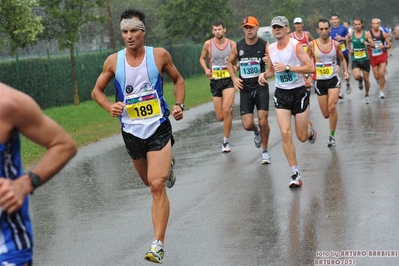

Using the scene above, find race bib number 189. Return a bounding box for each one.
[125,90,162,120]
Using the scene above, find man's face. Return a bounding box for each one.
[317,22,331,39]
[243,25,258,39]
[212,25,226,39]
[294,22,304,31]
[353,20,363,31]
[371,19,380,31]
[331,16,340,27]
[272,25,289,39]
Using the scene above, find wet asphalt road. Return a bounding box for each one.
[31,44,398,266]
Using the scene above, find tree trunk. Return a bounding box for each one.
[106,0,116,52]
[70,45,80,105]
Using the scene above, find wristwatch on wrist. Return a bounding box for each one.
[28,171,42,193]
[285,65,290,72]
[175,103,185,111]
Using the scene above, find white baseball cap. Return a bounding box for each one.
[293,17,303,24]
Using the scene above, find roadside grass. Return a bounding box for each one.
[22,74,212,168]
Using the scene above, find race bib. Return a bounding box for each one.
[316,63,333,78]
[275,71,298,85]
[212,66,230,79]
[371,41,383,56]
[125,90,162,121]
[339,43,346,52]
[240,60,261,78]
[353,48,366,59]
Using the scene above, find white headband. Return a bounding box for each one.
[120,18,145,31]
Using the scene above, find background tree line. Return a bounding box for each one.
[0,0,398,105]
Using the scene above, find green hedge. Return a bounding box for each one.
[0,43,203,109]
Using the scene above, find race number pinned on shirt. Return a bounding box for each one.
[240,60,261,79]
[339,43,346,52]
[212,66,230,79]
[275,71,298,85]
[353,48,367,59]
[316,63,333,78]
[125,90,162,121]
[371,40,383,56]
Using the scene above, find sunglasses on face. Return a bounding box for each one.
[272,25,284,29]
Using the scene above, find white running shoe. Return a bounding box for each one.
[289,172,302,188]
[365,96,370,104]
[144,240,164,264]
[261,151,271,164]
[327,136,336,147]
[339,90,344,99]
[222,142,231,153]
[379,90,385,99]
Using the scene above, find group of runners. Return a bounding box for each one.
[199,13,393,189]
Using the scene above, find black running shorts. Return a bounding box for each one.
[352,60,370,72]
[273,86,309,115]
[122,119,174,160]
[314,76,341,96]
[239,84,270,115]
[210,78,234,97]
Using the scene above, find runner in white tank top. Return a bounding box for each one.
[258,16,317,189]
[307,18,349,148]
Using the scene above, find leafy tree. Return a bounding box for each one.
[0,0,44,54]
[156,0,232,43]
[38,0,107,105]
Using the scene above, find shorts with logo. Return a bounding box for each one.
[314,76,341,96]
[352,60,370,72]
[273,86,309,116]
[210,78,234,97]
[122,119,174,160]
[240,82,269,115]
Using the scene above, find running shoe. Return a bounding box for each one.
[222,142,231,153]
[327,136,336,147]
[261,150,271,164]
[339,90,344,99]
[379,90,385,99]
[376,79,380,85]
[358,77,363,90]
[165,156,176,188]
[144,240,164,264]
[365,95,370,104]
[308,122,317,144]
[254,124,261,148]
[346,83,351,94]
[289,171,302,188]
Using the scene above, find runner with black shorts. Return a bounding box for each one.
[307,18,349,147]
[259,16,317,188]
[227,16,271,164]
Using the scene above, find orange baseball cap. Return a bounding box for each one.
[242,16,259,27]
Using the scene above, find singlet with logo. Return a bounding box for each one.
[0,131,34,264]
[330,25,349,55]
[114,46,169,139]
[268,38,305,90]
[369,30,386,57]
[236,38,267,85]
[350,30,369,62]
[210,39,232,80]
[291,32,309,51]
[312,39,339,80]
